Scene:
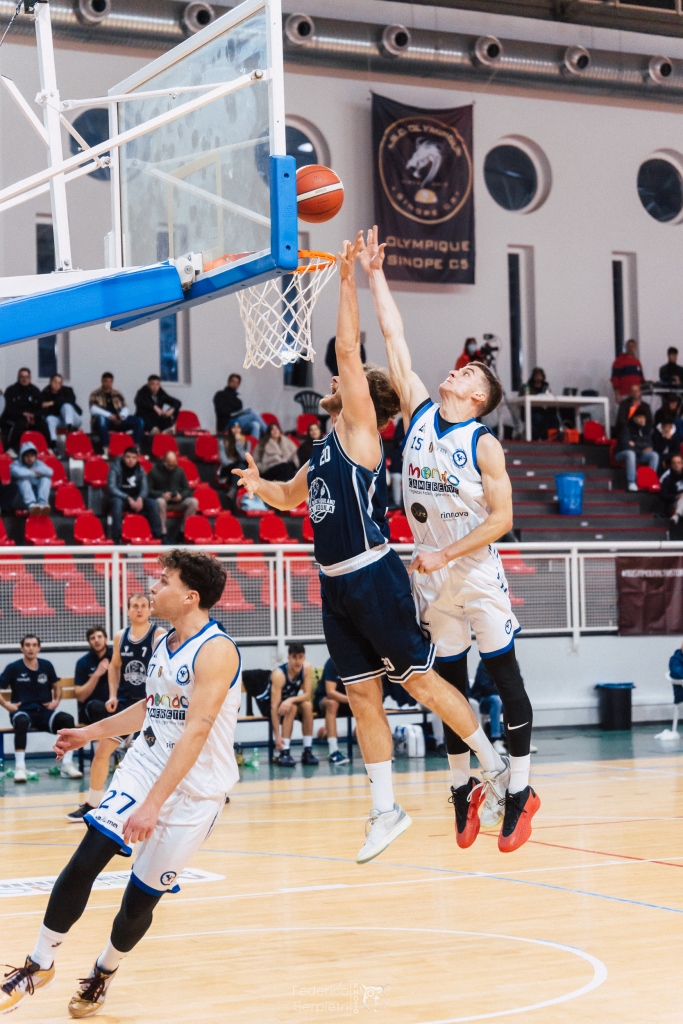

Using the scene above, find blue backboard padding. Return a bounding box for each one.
[0,264,184,346]
[109,154,299,333]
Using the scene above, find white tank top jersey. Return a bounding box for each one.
[137,619,242,800]
[402,399,494,550]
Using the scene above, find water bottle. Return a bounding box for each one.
[243,747,260,768]
[48,764,61,776]
[27,771,39,781]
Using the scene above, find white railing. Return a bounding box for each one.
[0,541,681,651]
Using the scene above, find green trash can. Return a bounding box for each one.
[595,683,635,731]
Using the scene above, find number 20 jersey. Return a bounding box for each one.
[402,400,493,551]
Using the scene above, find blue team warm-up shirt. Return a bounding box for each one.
[74,646,113,705]
[0,658,59,709]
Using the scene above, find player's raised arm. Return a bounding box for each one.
[359,226,429,423]
[335,232,378,443]
[232,453,309,511]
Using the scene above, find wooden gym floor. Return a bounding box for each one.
[1,737,682,1023]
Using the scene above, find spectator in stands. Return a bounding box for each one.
[147,449,198,540]
[611,339,645,402]
[1,367,50,454]
[0,634,82,782]
[519,367,560,441]
[89,372,143,453]
[213,373,266,437]
[296,419,322,466]
[653,419,682,469]
[616,383,653,433]
[217,422,249,490]
[654,393,683,432]
[106,447,161,543]
[312,656,350,765]
[455,337,479,371]
[471,660,506,755]
[254,422,299,481]
[660,453,683,523]
[256,642,318,767]
[616,406,659,491]
[325,335,365,377]
[659,347,683,388]
[10,440,52,514]
[134,374,181,434]
[40,373,82,444]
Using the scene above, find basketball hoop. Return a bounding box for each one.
[238,250,337,370]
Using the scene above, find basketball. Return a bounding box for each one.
[296,164,344,223]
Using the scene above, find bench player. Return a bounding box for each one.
[360,226,539,853]
[234,232,508,863]
[0,550,241,1018]
[255,642,319,767]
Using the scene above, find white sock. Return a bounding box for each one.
[96,940,125,974]
[302,736,312,748]
[282,737,290,750]
[448,752,471,790]
[62,750,74,765]
[509,754,531,794]
[15,751,26,771]
[31,924,66,969]
[365,760,394,813]
[87,788,104,808]
[327,736,339,754]
[463,726,505,774]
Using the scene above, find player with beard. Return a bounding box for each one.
[233,232,509,863]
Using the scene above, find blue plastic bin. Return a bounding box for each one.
[554,472,585,515]
[595,682,635,731]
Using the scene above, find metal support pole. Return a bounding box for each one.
[275,549,286,660]
[34,1,72,271]
[111,548,121,636]
[570,545,581,652]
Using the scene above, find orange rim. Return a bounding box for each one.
[202,250,336,275]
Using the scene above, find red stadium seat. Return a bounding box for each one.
[302,516,314,543]
[25,516,65,546]
[259,512,298,544]
[215,573,256,612]
[582,420,609,445]
[244,434,258,452]
[43,554,80,580]
[0,556,26,579]
[43,455,67,488]
[64,575,106,615]
[54,482,86,517]
[389,513,413,543]
[297,413,319,437]
[108,433,135,457]
[260,577,302,610]
[183,515,215,545]
[236,552,269,577]
[19,431,49,456]
[235,490,269,517]
[138,455,152,474]
[73,512,113,546]
[379,419,396,441]
[289,501,308,517]
[175,410,205,435]
[501,550,536,575]
[0,437,4,453]
[13,578,55,616]
[289,553,317,577]
[261,413,280,429]
[306,575,322,609]
[121,514,161,545]
[83,457,109,489]
[194,483,222,516]
[509,589,525,608]
[177,456,200,489]
[214,512,253,545]
[65,431,94,461]
[0,520,15,546]
[151,434,179,459]
[0,454,11,486]
[194,434,219,463]
[637,466,661,492]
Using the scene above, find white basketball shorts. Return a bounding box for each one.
[411,546,520,661]
[85,746,224,896]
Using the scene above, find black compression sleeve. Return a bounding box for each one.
[482,648,533,757]
[434,658,471,756]
[43,827,120,933]
[110,879,163,952]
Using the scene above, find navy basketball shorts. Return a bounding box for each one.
[10,705,59,733]
[320,549,435,686]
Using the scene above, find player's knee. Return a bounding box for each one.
[52,711,74,732]
[483,650,528,704]
[402,672,431,703]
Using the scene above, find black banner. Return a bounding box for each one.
[616,556,683,635]
[372,93,474,285]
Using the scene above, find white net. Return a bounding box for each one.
[238,251,337,369]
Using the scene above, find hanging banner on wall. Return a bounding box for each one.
[372,93,475,285]
[616,557,683,634]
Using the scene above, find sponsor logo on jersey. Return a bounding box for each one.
[176,665,190,686]
[38,673,47,684]
[411,502,428,523]
[124,660,147,687]
[452,449,468,468]
[160,870,177,886]
[146,692,189,721]
[309,477,336,523]
[440,510,469,519]
[408,464,459,493]
[143,725,156,747]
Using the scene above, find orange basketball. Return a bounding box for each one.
[296,164,344,223]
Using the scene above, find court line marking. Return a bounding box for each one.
[516,834,683,868]
[141,924,607,1022]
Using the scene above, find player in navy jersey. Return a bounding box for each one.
[0,634,81,782]
[256,642,318,767]
[233,232,508,864]
[361,226,539,853]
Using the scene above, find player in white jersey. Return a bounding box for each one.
[361,227,540,855]
[0,550,241,1018]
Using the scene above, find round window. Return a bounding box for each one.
[484,144,538,211]
[286,125,318,170]
[254,118,329,184]
[68,109,110,181]
[637,158,683,223]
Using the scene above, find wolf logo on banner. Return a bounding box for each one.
[372,93,475,284]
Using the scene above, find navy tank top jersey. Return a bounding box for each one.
[307,428,389,572]
[257,663,304,703]
[118,623,158,704]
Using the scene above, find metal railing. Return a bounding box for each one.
[0,541,681,652]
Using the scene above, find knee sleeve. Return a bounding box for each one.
[482,648,533,757]
[44,827,120,933]
[435,658,471,756]
[85,700,108,725]
[51,711,74,733]
[110,879,163,953]
[12,713,30,749]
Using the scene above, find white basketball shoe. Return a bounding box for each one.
[356,804,412,864]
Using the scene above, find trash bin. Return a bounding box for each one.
[555,473,585,515]
[595,683,635,731]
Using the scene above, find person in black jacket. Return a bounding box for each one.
[41,373,82,444]
[615,406,659,491]
[661,454,683,522]
[133,375,181,434]
[659,347,683,388]
[212,373,265,436]
[653,419,683,470]
[1,368,51,453]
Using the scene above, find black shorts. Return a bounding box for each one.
[313,691,351,717]
[321,549,435,686]
[256,697,310,721]
[79,697,137,726]
[10,706,60,733]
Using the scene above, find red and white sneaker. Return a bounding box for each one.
[449,777,486,849]
[498,786,541,853]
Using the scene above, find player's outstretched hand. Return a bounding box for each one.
[123,802,159,845]
[337,230,364,281]
[409,549,449,575]
[358,225,386,275]
[232,452,261,498]
[54,728,89,760]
